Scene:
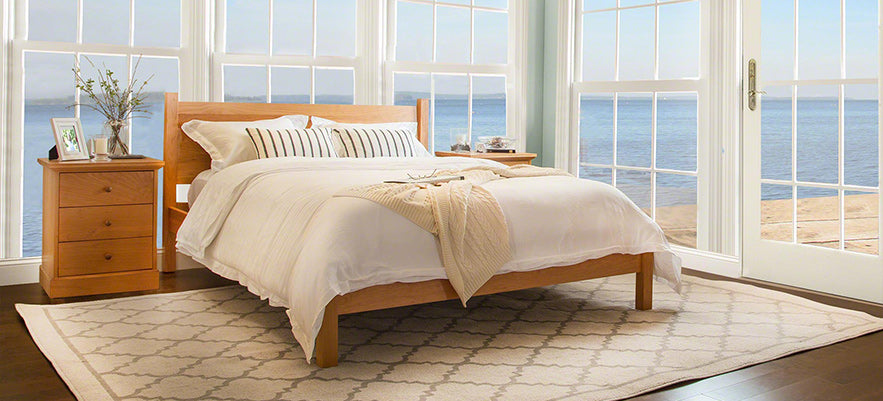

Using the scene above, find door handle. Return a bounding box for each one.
[748,59,766,111]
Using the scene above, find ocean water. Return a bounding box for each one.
[18,98,879,256]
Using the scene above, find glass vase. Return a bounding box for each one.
[102,120,130,156]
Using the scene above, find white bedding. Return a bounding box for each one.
[176,157,682,361]
[187,169,215,206]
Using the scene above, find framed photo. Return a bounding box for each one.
[51,118,89,161]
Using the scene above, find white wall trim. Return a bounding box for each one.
[707,0,742,257]
[357,0,383,105]
[553,0,574,171]
[0,0,11,259]
[673,245,741,278]
[0,256,39,286]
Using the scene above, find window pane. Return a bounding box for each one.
[621,0,653,7]
[619,7,655,80]
[656,93,697,172]
[226,0,269,54]
[28,0,77,42]
[798,1,840,80]
[394,73,430,106]
[844,191,879,255]
[656,173,697,248]
[83,0,130,45]
[436,6,470,64]
[616,170,651,213]
[471,76,506,139]
[224,65,268,102]
[24,52,76,257]
[78,55,128,141]
[316,0,356,57]
[761,0,794,81]
[658,1,700,79]
[846,0,878,79]
[845,85,879,187]
[797,187,840,249]
[130,57,178,157]
[396,1,433,62]
[582,11,616,81]
[134,0,181,48]
[433,75,468,152]
[761,183,794,243]
[130,57,178,247]
[315,68,354,104]
[616,93,652,168]
[474,10,508,64]
[580,166,612,185]
[271,67,310,104]
[579,93,614,165]
[796,86,838,184]
[475,0,508,9]
[761,86,793,181]
[273,0,312,55]
[583,0,616,12]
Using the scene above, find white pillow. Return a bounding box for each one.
[181,115,308,170]
[308,116,431,157]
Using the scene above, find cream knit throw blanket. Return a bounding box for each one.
[337,165,572,305]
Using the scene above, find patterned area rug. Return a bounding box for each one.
[17,275,883,401]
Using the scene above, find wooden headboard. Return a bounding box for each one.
[162,92,430,271]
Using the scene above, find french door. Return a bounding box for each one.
[742,0,883,302]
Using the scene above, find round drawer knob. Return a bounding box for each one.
[104,220,112,227]
[104,186,113,193]
[104,253,113,261]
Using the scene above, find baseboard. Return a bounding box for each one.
[0,249,205,286]
[0,257,41,286]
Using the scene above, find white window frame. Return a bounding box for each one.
[212,0,372,104]
[383,0,528,151]
[556,0,741,275]
[2,0,196,259]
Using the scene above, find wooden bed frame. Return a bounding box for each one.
[161,92,654,368]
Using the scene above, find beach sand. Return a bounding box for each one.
[655,194,879,255]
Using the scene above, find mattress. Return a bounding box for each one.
[187,169,215,206]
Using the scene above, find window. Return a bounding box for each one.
[12,0,183,258]
[575,0,704,249]
[216,0,357,104]
[388,0,521,152]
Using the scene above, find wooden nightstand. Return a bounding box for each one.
[38,157,164,298]
[435,151,537,166]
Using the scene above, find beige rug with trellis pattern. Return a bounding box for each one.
[17,275,883,401]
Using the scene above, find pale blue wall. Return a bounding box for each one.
[524,0,547,166]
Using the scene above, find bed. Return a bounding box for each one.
[162,92,681,367]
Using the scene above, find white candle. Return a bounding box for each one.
[94,137,108,154]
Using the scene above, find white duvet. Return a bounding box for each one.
[177,157,682,361]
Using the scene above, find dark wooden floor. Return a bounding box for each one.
[2,268,882,401]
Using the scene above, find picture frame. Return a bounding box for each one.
[50,118,90,161]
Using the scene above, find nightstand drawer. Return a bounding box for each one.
[58,204,153,242]
[57,237,154,277]
[59,171,154,207]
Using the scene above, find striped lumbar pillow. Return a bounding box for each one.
[332,127,429,158]
[245,127,338,158]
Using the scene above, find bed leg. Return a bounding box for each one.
[315,298,339,368]
[636,253,653,310]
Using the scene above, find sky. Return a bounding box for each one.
[23,0,881,100]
